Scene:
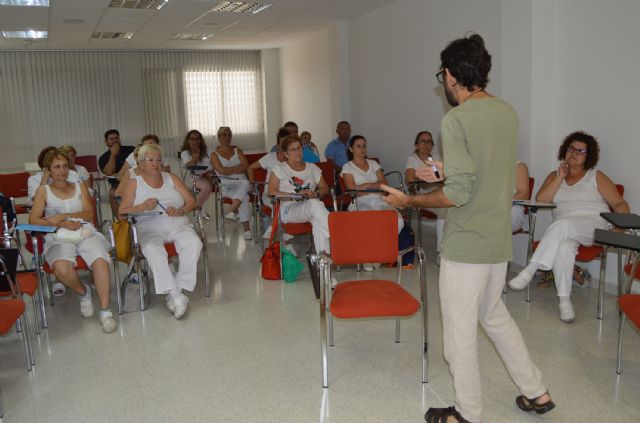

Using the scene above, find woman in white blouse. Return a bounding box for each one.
[180,130,213,209]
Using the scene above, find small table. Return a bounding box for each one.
[600,212,640,230]
[594,229,640,297]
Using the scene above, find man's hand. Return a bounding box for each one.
[416,160,444,182]
[380,185,410,209]
[110,142,121,156]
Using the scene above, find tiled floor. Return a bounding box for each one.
[1,217,639,423]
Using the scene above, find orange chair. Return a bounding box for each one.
[0,172,30,215]
[616,294,640,374]
[244,152,267,166]
[0,251,34,371]
[317,210,427,387]
[315,161,337,211]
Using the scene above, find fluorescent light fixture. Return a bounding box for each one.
[91,32,134,39]
[0,0,49,6]
[109,0,168,10]
[172,33,214,40]
[1,30,47,39]
[211,2,272,14]
[62,19,86,25]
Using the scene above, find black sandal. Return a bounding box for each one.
[425,406,472,423]
[515,391,556,414]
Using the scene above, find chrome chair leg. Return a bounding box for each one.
[395,318,401,343]
[616,313,626,374]
[597,248,608,319]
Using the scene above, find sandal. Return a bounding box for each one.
[53,282,66,297]
[515,391,555,415]
[425,406,472,423]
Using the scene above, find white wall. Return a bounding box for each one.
[279,29,335,155]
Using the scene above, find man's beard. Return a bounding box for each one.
[444,84,458,107]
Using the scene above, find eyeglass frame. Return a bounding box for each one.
[435,69,445,84]
[567,146,587,155]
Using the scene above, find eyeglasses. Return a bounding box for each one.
[567,146,587,155]
[142,158,163,164]
[416,139,434,145]
[288,146,302,152]
[435,70,445,84]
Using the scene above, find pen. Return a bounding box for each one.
[157,201,167,212]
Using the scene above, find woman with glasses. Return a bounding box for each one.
[509,131,629,322]
[180,130,213,209]
[210,126,252,240]
[405,131,446,257]
[119,144,201,319]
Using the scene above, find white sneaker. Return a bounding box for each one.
[100,313,117,334]
[362,263,375,272]
[508,270,534,291]
[166,294,176,314]
[284,242,298,257]
[559,299,575,323]
[225,212,238,221]
[331,277,338,289]
[244,230,252,241]
[53,282,66,297]
[173,295,189,320]
[262,225,273,240]
[79,285,94,318]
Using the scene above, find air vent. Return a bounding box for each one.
[0,0,49,6]
[211,2,271,14]
[109,0,168,10]
[1,30,47,39]
[91,32,134,39]
[171,33,214,41]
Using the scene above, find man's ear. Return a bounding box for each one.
[445,68,458,86]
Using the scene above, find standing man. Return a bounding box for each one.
[382,34,554,423]
[324,120,351,172]
[98,129,135,217]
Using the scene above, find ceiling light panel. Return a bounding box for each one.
[211,2,272,14]
[171,33,214,40]
[0,0,49,5]
[109,0,168,10]
[1,30,47,38]
[91,31,134,39]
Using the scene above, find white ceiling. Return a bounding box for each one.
[0,0,397,50]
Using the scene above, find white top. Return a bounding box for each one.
[404,153,430,171]
[74,165,90,182]
[133,172,189,227]
[44,183,83,217]
[272,162,322,194]
[28,169,80,201]
[125,152,137,169]
[180,150,211,176]
[340,159,382,198]
[212,148,247,181]
[552,168,609,221]
[258,152,282,204]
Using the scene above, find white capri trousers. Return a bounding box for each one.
[530,216,608,297]
[349,195,404,234]
[44,233,111,267]
[220,179,250,222]
[137,221,203,295]
[280,199,330,254]
[511,205,526,232]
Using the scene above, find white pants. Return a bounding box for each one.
[280,199,330,254]
[531,216,607,297]
[221,179,250,222]
[138,221,203,295]
[349,195,404,234]
[511,205,525,232]
[440,258,546,422]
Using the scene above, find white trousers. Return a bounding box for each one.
[440,258,546,422]
[531,216,607,297]
[221,180,250,222]
[280,199,330,254]
[511,205,525,232]
[138,221,203,295]
[349,195,404,234]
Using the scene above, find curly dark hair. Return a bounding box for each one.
[37,146,57,169]
[557,131,600,170]
[440,33,492,91]
[180,130,208,161]
[347,135,366,161]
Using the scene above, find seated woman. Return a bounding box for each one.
[404,131,445,255]
[511,161,530,232]
[300,131,320,163]
[268,135,331,255]
[210,126,252,240]
[180,130,213,212]
[247,128,288,241]
[343,135,404,271]
[119,144,201,319]
[29,149,116,334]
[60,145,92,195]
[28,146,81,201]
[509,131,629,322]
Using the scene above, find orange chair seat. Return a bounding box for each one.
[14,204,30,214]
[421,210,438,220]
[261,205,272,216]
[624,263,640,279]
[15,272,39,296]
[531,241,602,262]
[619,295,640,330]
[43,256,90,273]
[164,243,178,257]
[283,222,312,235]
[330,280,420,319]
[0,299,25,334]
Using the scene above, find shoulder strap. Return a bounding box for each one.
[268,201,280,247]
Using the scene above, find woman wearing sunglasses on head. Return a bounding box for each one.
[509,131,629,323]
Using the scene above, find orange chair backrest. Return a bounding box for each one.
[527,177,534,201]
[315,161,335,187]
[0,172,30,198]
[329,211,398,265]
[253,167,267,183]
[245,152,267,165]
[75,155,98,173]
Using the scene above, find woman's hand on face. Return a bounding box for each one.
[557,161,568,179]
[142,198,158,211]
[166,207,184,217]
[60,220,82,231]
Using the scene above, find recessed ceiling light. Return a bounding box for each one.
[91,32,134,39]
[172,33,214,41]
[0,0,49,6]
[211,2,272,14]
[109,0,168,10]
[62,19,86,25]
[1,30,47,39]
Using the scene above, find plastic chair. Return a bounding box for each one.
[616,294,640,374]
[244,152,267,166]
[0,172,30,214]
[317,210,427,388]
[0,248,42,334]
